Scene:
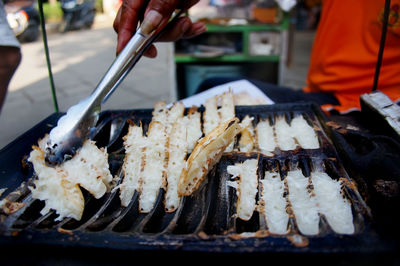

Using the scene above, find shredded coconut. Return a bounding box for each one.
[286,170,319,235]
[261,171,289,235]
[312,171,354,234]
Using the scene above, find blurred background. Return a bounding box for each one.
[0,0,321,148]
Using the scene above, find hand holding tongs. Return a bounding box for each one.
[45,10,184,166]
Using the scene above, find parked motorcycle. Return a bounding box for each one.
[59,0,95,32]
[5,0,40,43]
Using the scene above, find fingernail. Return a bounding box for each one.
[141,10,163,35]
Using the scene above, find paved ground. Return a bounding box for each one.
[0,14,314,149]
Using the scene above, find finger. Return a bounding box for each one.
[141,0,199,34]
[116,0,146,54]
[177,0,200,9]
[140,0,181,35]
[156,16,191,42]
[156,17,206,42]
[113,7,122,33]
[182,21,207,39]
[143,44,158,58]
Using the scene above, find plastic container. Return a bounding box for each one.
[184,65,244,96]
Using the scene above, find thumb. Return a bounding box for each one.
[140,0,181,34]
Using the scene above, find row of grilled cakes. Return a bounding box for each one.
[28,91,345,227]
[227,159,354,236]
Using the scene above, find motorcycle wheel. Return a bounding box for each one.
[17,22,40,43]
[59,13,72,33]
[82,8,95,29]
[84,17,94,29]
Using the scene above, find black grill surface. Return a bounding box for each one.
[0,103,398,262]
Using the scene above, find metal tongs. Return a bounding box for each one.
[45,10,184,166]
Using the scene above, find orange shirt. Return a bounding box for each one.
[303,0,400,113]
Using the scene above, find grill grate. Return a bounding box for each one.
[0,103,394,253]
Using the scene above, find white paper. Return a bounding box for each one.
[176,79,274,108]
[275,0,297,12]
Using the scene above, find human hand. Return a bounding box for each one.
[113,0,207,57]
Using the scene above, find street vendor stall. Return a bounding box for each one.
[0,0,399,264]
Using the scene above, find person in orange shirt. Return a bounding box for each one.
[304,0,400,113]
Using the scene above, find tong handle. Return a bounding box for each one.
[90,9,184,105]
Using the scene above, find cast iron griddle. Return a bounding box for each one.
[0,103,396,254]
